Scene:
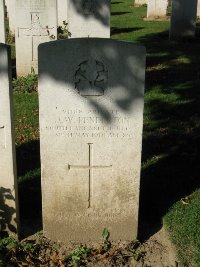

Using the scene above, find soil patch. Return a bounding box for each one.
[1,226,178,266]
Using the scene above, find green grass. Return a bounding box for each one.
[14,92,39,145]
[12,0,200,264]
[164,189,200,267]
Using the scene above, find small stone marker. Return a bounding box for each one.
[0,0,6,43]
[170,0,198,39]
[57,0,68,27]
[5,0,16,33]
[147,0,168,18]
[15,0,57,76]
[39,38,145,242]
[0,43,19,237]
[68,0,110,38]
[135,0,147,6]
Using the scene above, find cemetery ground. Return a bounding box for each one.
[1,0,200,266]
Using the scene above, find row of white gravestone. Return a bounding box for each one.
[2,0,200,77]
[0,37,146,242]
[14,0,110,76]
[136,0,200,17]
[136,0,199,39]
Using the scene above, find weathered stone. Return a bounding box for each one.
[68,0,110,38]
[39,38,145,242]
[147,0,168,18]
[0,0,6,43]
[0,43,19,237]
[5,0,16,33]
[15,0,57,76]
[170,0,198,39]
[57,0,68,27]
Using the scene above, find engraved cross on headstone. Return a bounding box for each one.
[17,12,54,61]
[68,143,112,208]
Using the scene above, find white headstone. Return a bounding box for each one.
[57,0,68,27]
[0,0,6,43]
[197,0,200,17]
[68,0,110,38]
[135,0,147,6]
[39,38,145,242]
[0,43,19,237]
[170,0,198,39]
[5,0,15,33]
[147,0,168,18]
[15,0,57,76]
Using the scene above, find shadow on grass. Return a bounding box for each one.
[111,11,132,16]
[137,28,200,240]
[111,1,124,4]
[111,26,143,35]
[11,58,16,79]
[16,140,42,238]
[16,140,40,177]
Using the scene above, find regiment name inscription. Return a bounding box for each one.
[43,108,134,139]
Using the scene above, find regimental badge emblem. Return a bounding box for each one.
[74,58,108,97]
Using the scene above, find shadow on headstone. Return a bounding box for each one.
[39,39,144,124]
[0,187,17,238]
[71,0,110,27]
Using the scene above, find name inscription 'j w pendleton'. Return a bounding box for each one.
[44,109,134,139]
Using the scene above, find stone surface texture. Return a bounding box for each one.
[0,0,6,43]
[68,0,110,38]
[0,43,19,237]
[15,0,57,76]
[39,38,145,243]
[170,0,198,39]
[147,0,168,18]
[5,0,16,33]
[57,0,68,26]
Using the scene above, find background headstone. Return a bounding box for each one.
[68,0,110,38]
[15,0,57,76]
[135,0,147,6]
[39,38,145,242]
[197,0,200,17]
[0,0,6,43]
[147,0,168,18]
[5,0,15,33]
[0,43,19,237]
[57,0,68,27]
[170,0,198,39]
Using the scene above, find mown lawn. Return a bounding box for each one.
[13,1,200,265]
